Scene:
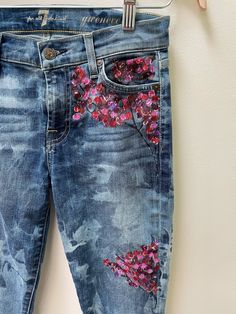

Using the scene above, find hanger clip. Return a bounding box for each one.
[122,0,137,32]
[198,0,207,10]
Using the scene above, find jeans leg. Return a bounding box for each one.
[0,61,51,314]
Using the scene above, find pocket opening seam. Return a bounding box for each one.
[98,53,161,93]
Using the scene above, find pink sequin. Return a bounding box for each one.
[72,113,81,120]
[102,239,160,294]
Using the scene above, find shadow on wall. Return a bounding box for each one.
[158,1,213,314]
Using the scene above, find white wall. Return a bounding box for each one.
[2,0,236,313]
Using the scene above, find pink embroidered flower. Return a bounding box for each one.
[70,61,161,145]
[102,240,160,294]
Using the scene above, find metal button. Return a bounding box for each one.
[43,47,59,60]
[96,59,103,66]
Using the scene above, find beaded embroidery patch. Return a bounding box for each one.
[71,56,161,145]
[103,240,160,294]
[110,55,156,85]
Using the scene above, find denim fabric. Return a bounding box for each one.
[0,8,174,314]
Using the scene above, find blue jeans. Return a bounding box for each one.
[0,8,174,314]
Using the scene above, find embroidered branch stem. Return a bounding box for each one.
[130,107,156,156]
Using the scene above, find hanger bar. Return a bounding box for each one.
[0,0,207,10]
[0,0,207,32]
[0,1,175,32]
[0,0,174,9]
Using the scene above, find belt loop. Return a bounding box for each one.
[83,33,99,80]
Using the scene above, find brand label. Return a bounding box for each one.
[25,10,68,26]
[24,11,121,27]
[81,16,122,26]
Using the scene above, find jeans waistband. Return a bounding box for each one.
[0,8,170,70]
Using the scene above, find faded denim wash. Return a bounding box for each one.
[0,7,174,314]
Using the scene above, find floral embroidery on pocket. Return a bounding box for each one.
[111,55,156,84]
[103,240,160,294]
[71,64,160,145]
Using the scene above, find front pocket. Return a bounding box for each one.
[70,60,161,146]
[97,49,161,93]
